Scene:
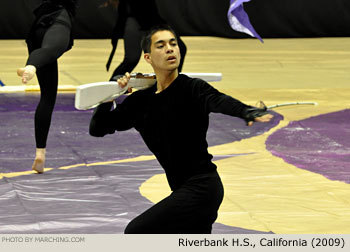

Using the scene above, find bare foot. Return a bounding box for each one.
[32,158,45,174]
[32,148,46,174]
[17,65,36,84]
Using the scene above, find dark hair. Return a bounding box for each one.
[141,24,177,53]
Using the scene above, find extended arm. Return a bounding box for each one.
[194,79,273,125]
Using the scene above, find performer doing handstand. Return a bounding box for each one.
[102,0,187,80]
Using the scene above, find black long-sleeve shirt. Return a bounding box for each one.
[90,74,250,190]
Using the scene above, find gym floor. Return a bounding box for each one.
[0,37,349,233]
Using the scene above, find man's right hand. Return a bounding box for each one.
[105,72,133,103]
[117,72,132,93]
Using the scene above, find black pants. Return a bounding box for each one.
[26,9,72,148]
[110,17,187,80]
[124,171,224,234]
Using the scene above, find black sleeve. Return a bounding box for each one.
[191,78,250,118]
[89,96,135,137]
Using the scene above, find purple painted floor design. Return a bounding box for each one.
[266,109,350,184]
[0,93,283,233]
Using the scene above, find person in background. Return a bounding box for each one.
[102,0,187,80]
[17,0,78,173]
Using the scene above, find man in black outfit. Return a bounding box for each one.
[89,25,273,234]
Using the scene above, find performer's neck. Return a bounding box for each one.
[155,69,178,94]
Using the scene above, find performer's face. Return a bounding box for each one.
[144,30,181,72]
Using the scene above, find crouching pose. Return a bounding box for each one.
[89,25,273,233]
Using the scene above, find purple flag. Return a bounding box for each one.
[227,0,263,42]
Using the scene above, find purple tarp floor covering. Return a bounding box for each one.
[2,93,349,233]
[266,109,350,184]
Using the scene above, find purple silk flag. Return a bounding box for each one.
[227,0,263,42]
